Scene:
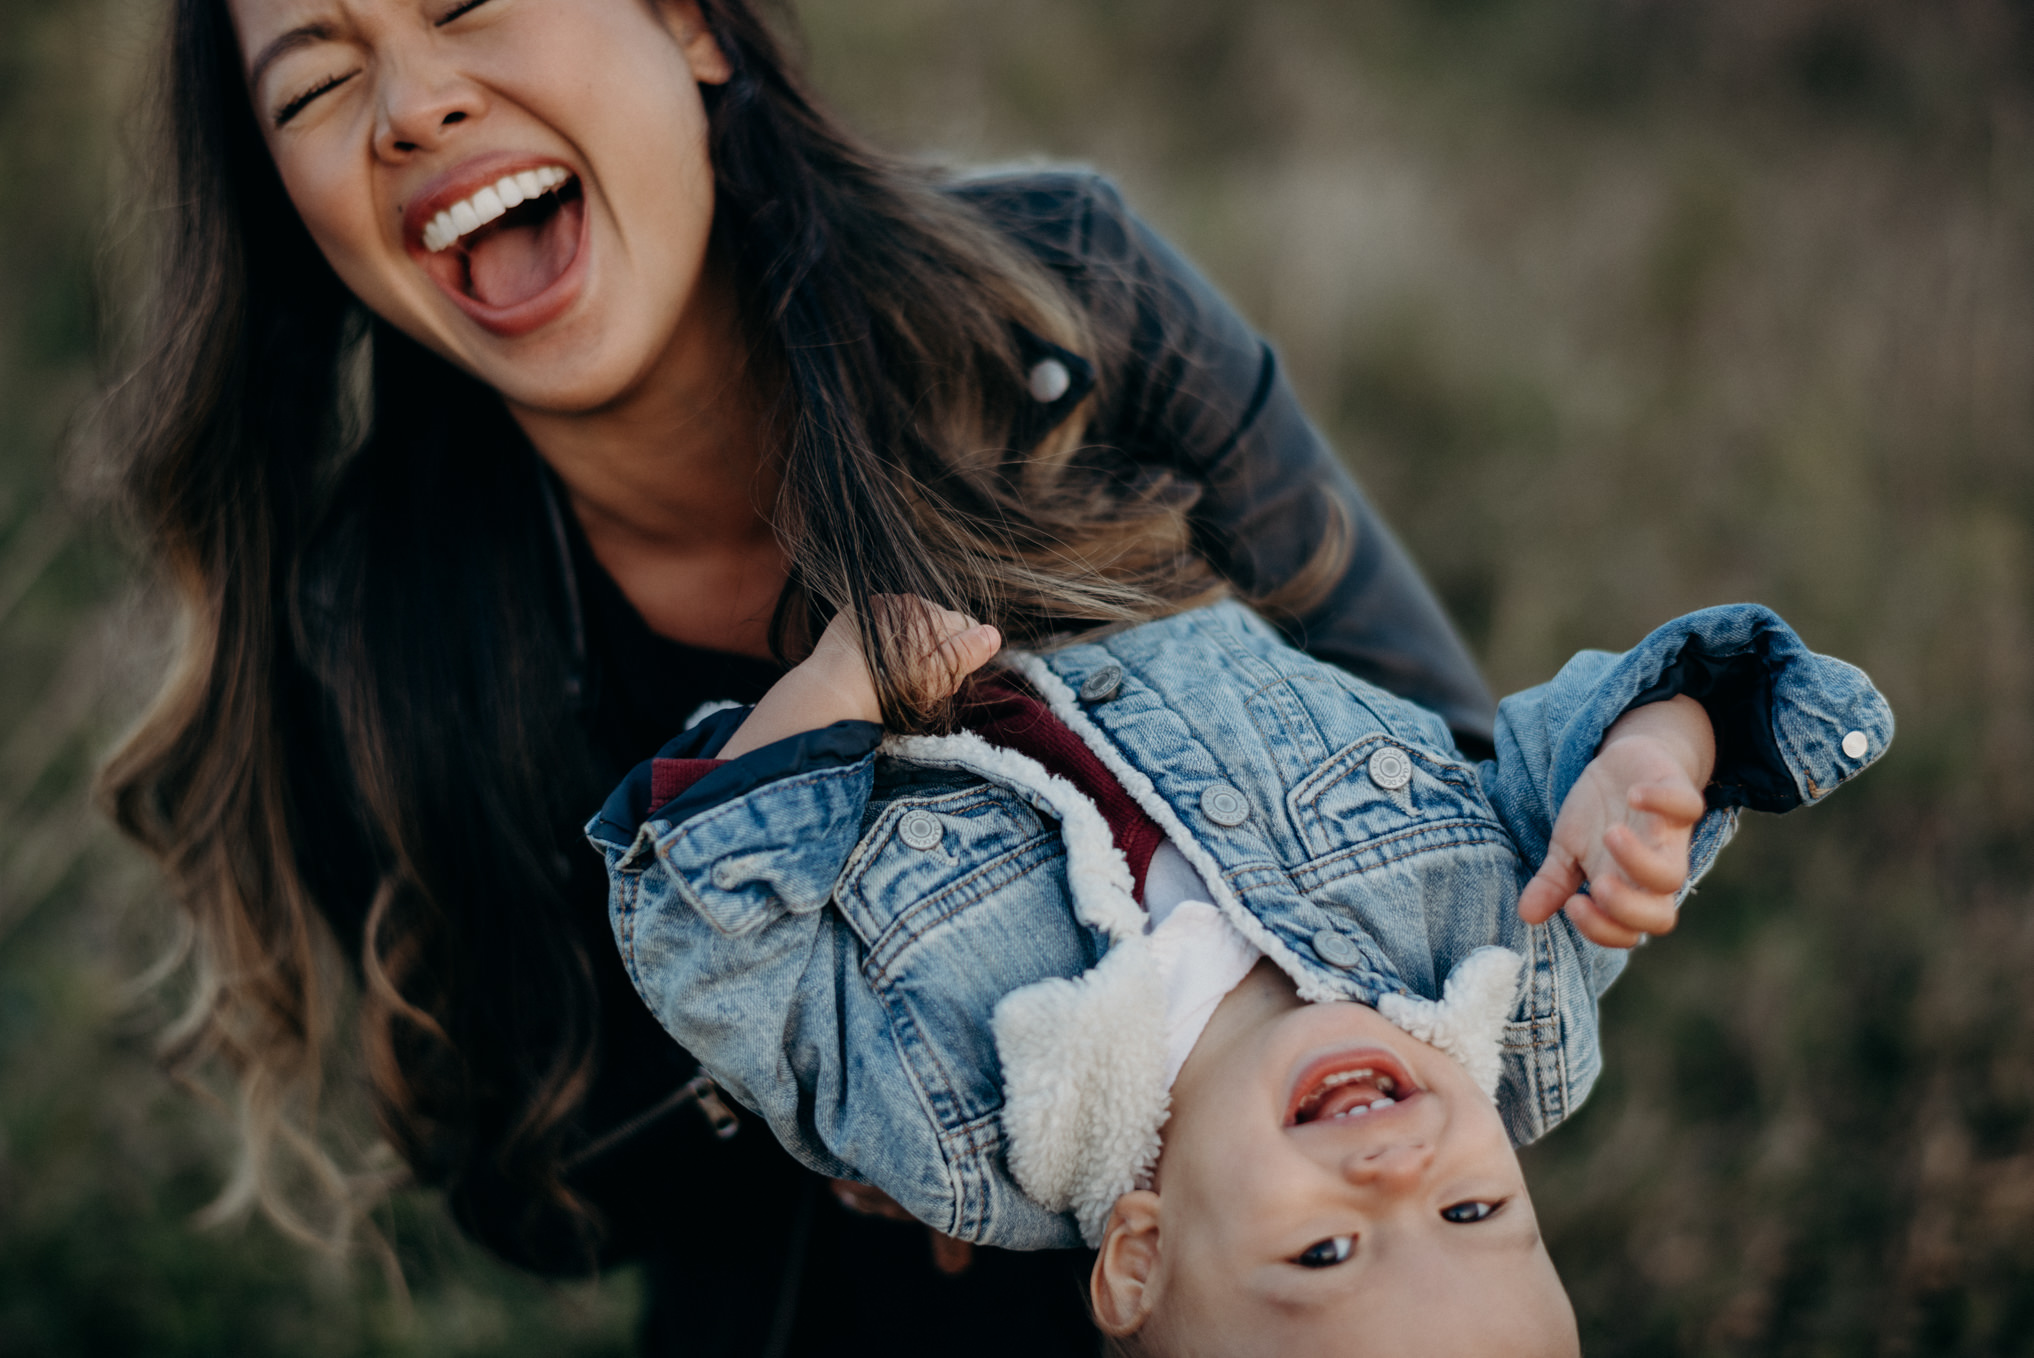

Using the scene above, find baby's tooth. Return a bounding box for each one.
[449,199,481,235]
[1368,1099,1394,1111]
[471,186,506,223]
[515,170,545,199]
[495,175,525,208]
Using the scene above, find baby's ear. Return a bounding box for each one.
[1091,1191,1164,1337]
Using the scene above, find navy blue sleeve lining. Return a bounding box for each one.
[589,715,885,848]
[1624,633,1796,812]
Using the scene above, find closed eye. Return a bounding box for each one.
[1440,1199,1502,1223]
[275,70,358,127]
[1293,1235,1354,1268]
[436,0,495,24]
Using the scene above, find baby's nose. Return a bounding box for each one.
[1340,1140,1435,1193]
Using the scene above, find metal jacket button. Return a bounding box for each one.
[1201,784,1249,827]
[1080,664,1124,704]
[899,810,943,850]
[1367,746,1413,791]
[1027,358,1072,403]
[1841,730,1869,760]
[1312,928,1362,967]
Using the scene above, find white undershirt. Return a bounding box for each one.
[1140,840,1263,1091]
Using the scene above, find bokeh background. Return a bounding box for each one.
[4,0,2032,1352]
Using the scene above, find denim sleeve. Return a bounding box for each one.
[1483,604,1893,992]
[591,750,959,1201]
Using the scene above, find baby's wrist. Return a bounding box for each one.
[1600,695,1716,787]
[779,654,883,727]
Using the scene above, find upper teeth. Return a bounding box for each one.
[422,166,571,253]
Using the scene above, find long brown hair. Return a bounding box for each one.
[97,0,1332,1262]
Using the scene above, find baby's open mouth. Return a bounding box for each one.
[1287,1048,1420,1126]
[416,166,585,311]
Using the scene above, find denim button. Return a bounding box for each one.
[1312,928,1362,968]
[899,810,943,850]
[1027,358,1072,403]
[1841,730,1868,760]
[1368,747,1413,792]
[1200,784,1249,827]
[1080,664,1124,704]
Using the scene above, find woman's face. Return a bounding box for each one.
[227,0,732,412]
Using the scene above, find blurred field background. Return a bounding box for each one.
[3,0,2031,1352]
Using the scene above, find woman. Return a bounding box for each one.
[99,0,1495,1351]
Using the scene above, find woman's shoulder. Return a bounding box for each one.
[944,166,1138,278]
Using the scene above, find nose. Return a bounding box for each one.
[1340,1139,1435,1195]
[372,58,488,161]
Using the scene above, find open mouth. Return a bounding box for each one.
[1287,1048,1421,1126]
[410,163,587,327]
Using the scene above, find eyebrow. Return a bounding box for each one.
[247,22,336,92]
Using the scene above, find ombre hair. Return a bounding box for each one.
[97,0,1339,1264]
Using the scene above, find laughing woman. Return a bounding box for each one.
[100,0,1494,1352]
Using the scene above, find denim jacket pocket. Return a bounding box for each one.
[837,784,1053,953]
[1287,734,1509,879]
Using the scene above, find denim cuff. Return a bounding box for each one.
[586,712,884,850]
[1624,636,1793,811]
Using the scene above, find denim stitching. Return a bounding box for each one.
[860,835,1067,983]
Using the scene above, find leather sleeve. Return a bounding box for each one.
[963,172,1498,751]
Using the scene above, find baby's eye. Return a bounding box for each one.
[1440,1200,1499,1223]
[1293,1235,1354,1268]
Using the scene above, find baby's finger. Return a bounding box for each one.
[1602,821,1689,895]
[1582,867,1679,937]
[1628,779,1705,826]
[929,624,1002,692]
[1562,891,1648,949]
[1519,844,1584,925]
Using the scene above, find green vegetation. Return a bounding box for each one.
[5,0,2032,1352]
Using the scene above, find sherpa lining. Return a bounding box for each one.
[1376,946,1524,1100]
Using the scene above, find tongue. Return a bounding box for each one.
[466,200,577,309]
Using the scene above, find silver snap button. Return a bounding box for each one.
[1841,730,1868,760]
[1312,928,1362,968]
[898,810,943,851]
[712,861,740,889]
[1027,357,1071,403]
[1367,746,1413,792]
[1200,784,1250,827]
[1079,664,1124,704]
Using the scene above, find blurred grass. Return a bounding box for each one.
[4,0,2033,1353]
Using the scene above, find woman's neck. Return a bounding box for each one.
[507,265,790,659]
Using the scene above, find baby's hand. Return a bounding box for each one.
[1515,695,1715,949]
[806,595,1003,720]
[717,595,1000,760]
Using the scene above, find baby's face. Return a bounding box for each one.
[1103,960,1578,1357]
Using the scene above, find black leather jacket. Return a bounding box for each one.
[460,171,1494,1354]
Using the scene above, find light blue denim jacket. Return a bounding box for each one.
[589,602,1891,1249]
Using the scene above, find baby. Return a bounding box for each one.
[588,597,1890,1355]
